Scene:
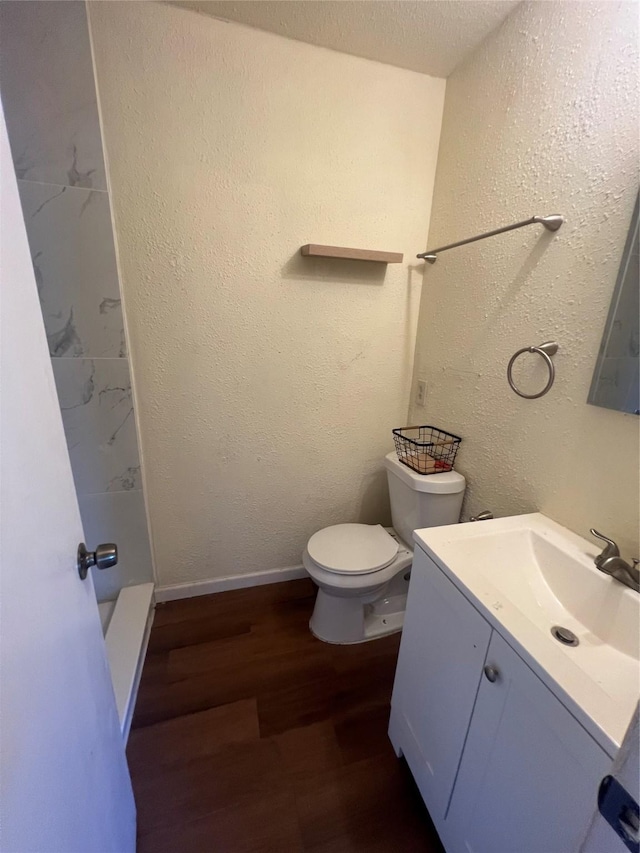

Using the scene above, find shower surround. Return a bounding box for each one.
[0,0,153,600]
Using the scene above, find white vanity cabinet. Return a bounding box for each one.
[389,545,613,853]
[443,630,611,853]
[389,544,492,824]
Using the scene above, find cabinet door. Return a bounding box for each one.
[390,547,492,822]
[444,631,611,853]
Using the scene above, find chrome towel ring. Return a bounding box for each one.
[507,341,559,399]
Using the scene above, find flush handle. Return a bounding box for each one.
[484,665,500,683]
[77,542,118,580]
[470,510,494,522]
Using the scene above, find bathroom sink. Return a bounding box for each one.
[414,513,640,755]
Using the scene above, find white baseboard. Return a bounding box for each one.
[154,565,308,602]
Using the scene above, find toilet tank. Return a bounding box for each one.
[384,452,466,546]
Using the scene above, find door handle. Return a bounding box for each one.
[484,665,500,683]
[598,774,640,853]
[77,542,118,580]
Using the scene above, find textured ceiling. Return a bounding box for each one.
[171,1,521,78]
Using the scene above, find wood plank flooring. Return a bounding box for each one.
[128,578,444,852]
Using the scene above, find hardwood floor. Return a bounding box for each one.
[128,578,444,852]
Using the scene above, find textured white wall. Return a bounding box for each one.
[410,1,639,554]
[88,1,445,588]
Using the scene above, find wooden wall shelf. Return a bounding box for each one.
[300,244,403,264]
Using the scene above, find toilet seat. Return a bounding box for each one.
[306,523,399,575]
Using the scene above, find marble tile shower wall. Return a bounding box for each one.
[0,1,153,600]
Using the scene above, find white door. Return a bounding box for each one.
[581,705,639,853]
[444,630,611,853]
[0,103,136,852]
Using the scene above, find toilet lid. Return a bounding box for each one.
[307,524,399,574]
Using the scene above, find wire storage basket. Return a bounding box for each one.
[392,425,461,475]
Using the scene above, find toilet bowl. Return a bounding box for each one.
[304,524,413,643]
[304,452,466,644]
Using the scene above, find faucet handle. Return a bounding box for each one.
[590,529,620,560]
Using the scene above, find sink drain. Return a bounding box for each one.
[551,626,579,647]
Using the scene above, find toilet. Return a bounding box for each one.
[303,451,466,643]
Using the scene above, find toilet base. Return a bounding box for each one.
[363,592,408,640]
[309,573,410,645]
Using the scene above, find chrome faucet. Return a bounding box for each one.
[590,529,640,593]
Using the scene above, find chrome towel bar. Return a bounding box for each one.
[417,214,563,263]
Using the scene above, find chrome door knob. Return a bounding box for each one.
[484,665,500,683]
[77,542,118,580]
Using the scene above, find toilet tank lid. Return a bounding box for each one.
[384,452,466,494]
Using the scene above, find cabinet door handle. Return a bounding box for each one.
[484,665,500,683]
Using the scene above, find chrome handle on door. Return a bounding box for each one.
[484,665,500,683]
[77,542,118,580]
